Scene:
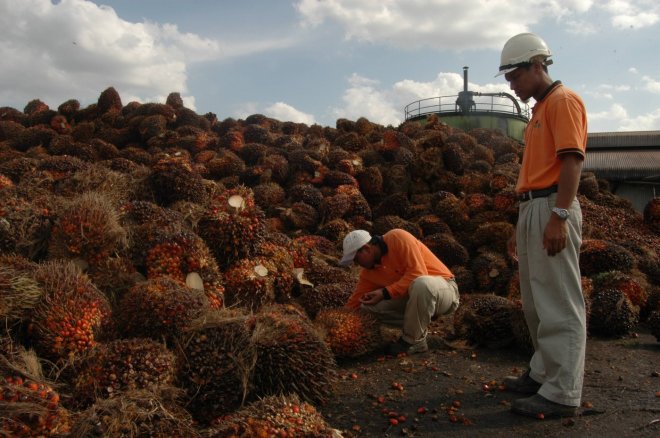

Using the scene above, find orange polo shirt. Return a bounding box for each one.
[346,229,453,309]
[516,82,587,193]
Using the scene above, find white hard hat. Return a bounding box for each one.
[495,32,553,77]
[339,230,372,266]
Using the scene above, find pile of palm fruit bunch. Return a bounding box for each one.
[0,87,659,434]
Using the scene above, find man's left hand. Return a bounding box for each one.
[543,215,568,256]
[360,289,385,305]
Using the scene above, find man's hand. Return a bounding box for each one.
[543,214,568,256]
[360,289,385,305]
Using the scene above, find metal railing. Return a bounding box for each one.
[404,93,530,121]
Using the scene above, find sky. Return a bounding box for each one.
[1,0,659,133]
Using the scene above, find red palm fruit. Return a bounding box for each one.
[580,239,635,276]
[224,257,277,312]
[209,394,335,437]
[314,308,382,358]
[592,271,648,309]
[117,276,209,342]
[452,294,516,348]
[32,260,112,362]
[149,156,207,206]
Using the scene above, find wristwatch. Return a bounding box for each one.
[551,207,570,220]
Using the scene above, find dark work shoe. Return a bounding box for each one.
[384,337,428,355]
[503,369,542,394]
[511,394,578,418]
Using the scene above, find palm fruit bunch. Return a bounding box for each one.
[71,338,177,407]
[301,255,355,289]
[422,233,469,268]
[252,181,286,213]
[47,191,127,265]
[255,241,296,303]
[0,187,53,259]
[288,235,338,269]
[247,307,337,403]
[148,155,207,206]
[296,282,354,319]
[314,308,382,358]
[588,288,639,337]
[279,201,319,231]
[643,197,660,233]
[468,221,515,254]
[591,271,648,311]
[143,227,224,308]
[197,185,266,269]
[470,249,511,295]
[223,257,279,312]
[580,239,635,276]
[431,191,469,231]
[287,182,323,210]
[177,310,255,424]
[116,276,209,343]
[0,263,43,324]
[86,255,141,308]
[31,260,112,362]
[70,388,200,438]
[208,394,336,438]
[452,294,516,348]
[0,373,71,437]
[509,299,533,354]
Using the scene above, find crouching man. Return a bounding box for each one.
[340,228,460,355]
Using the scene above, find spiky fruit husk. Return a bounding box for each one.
[470,249,511,295]
[580,239,635,276]
[32,261,112,362]
[415,214,451,236]
[70,387,199,438]
[0,374,70,437]
[288,183,323,209]
[372,192,411,219]
[72,338,177,407]
[421,233,469,268]
[452,294,516,348]
[591,271,648,309]
[209,394,335,437]
[314,308,382,358]
[588,288,639,337]
[149,156,207,206]
[356,166,384,198]
[252,182,286,212]
[319,192,352,222]
[510,299,533,355]
[296,282,354,319]
[0,188,53,260]
[432,196,469,232]
[316,218,352,243]
[463,193,493,216]
[579,172,600,199]
[48,192,127,265]
[224,257,278,312]
[247,310,337,403]
[178,310,255,424]
[197,186,266,269]
[372,215,422,238]
[302,256,355,289]
[117,276,209,343]
[0,264,43,321]
[452,265,476,294]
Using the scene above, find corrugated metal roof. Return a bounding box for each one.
[587,131,660,149]
[584,150,660,181]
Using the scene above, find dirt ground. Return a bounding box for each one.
[320,317,660,437]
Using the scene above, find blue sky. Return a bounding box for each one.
[1,0,659,132]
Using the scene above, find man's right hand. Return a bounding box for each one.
[360,289,385,305]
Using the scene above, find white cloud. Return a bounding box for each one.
[0,0,220,110]
[602,0,659,29]
[618,108,660,130]
[295,0,607,50]
[587,102,660,131]
[264,102,317,125]
[642,76,660,94]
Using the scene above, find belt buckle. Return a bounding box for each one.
[524,190,533,201]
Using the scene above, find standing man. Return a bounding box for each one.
[497,33,587,418]
[340,228,460,355]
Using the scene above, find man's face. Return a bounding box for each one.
[504,65,534,103]
[354,244,376,269]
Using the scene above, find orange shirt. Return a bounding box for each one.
[516,82,587,193]
[346,229,453,309]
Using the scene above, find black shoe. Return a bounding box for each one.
[384,337,428,355]
[503,369,542,394]
[511,394,578,418]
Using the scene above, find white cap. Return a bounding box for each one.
[339,230,372,266]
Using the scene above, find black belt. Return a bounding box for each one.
[517,185,558,202]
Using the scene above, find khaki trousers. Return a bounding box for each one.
[362,276,459,344]
[517,193,586,407]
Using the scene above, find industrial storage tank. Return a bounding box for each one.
[404,67,530,143]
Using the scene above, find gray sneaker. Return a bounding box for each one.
[385,337,429,355]
[503,369,542,394]
[511,394,578,418]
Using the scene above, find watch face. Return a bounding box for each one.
[553,207,569,219]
